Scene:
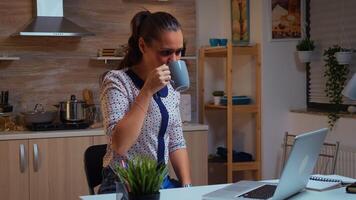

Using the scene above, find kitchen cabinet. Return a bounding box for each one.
[0,140,29,200]
[0,125,207,199]
[168,130,208,186]
[95,130,208,186]
[0,137,92,200]
[93,135,107,145]
[29,137,91,200]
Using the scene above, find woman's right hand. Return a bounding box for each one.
[142,64,171,95]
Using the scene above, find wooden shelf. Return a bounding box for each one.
[203,46,228,57]
[0,56,20,61]
[93,56,196,64]
[181,56,197,60]
[201,45,259,57]
[209,161,260,171]
[233,161,260,171]
[205,104,259,113]
[93,56,123,64]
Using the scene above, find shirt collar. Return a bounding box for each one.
[125,69,168,97]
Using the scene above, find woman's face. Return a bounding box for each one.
[141,30,183,69]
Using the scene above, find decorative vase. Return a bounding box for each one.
[129,193,160,200]
[335,51,353,65]
[297,51,313,63]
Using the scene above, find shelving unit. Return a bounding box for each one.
[198,43,261,183]
[93,56,197,64]
[0,56,20,61]
[92,56,123,64]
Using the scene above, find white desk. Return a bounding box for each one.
[80,184,356,200]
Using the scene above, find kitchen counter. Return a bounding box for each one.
[0,123,208,141]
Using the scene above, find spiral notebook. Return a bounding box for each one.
[307,174,356,191]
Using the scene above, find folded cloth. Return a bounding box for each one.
[216,147,253,162]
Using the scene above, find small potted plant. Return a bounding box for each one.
[212,91,224,105]
[335,47,354,65]
[115,156,168,200]
[296,37,315,63]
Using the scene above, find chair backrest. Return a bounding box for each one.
[282,132,340,175]
[84,144,107,195]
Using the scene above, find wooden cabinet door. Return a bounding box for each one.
[0,140,29,200]
[93,135,107,145]
[183,130,208,186]
[28,137,92,200]
[168,130,208,186]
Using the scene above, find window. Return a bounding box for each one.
[306,0,356,111]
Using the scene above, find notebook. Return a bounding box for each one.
[310,174,356,185]
[306,174,356,191]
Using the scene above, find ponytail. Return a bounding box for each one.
[118,10,181,69]
[119,11,151,69]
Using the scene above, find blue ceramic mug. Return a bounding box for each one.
[168,60,190,92]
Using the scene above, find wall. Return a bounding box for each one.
[259,0,306,179]
[0,0,197,119]
[287,113,356,148]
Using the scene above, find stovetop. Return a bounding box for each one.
[27,122,90,131]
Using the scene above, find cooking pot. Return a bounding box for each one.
[22,104,57,125]
[57,95,87,122]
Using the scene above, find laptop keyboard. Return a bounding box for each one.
[238,185,277,199]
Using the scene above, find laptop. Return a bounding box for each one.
[203,128,328,200]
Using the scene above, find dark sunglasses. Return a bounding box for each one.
[158,48,183,57]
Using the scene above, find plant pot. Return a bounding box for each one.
[129,192,160,200]
[335,51,353,65]
[213,96,221,105]
[297,51,313,63]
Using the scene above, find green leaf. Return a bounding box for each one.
[113,155,168,196]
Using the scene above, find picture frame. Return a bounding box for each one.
[231,0,250,45]
[270,0,303,41]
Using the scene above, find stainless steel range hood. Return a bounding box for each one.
[15,0,94,37]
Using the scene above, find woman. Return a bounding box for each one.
[98,10,192,194]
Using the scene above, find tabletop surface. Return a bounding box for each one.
[80,183,356,200]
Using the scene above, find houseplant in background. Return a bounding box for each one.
[115,156,168,200]
[212,90,224,105]
[296,37,315,63]
[323,45,350,129]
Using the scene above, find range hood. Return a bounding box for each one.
[15,0,94,37]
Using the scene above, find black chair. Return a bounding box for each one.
[84,144,107,195]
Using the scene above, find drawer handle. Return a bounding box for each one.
[33,144,39,172]
[19,144,26,173]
